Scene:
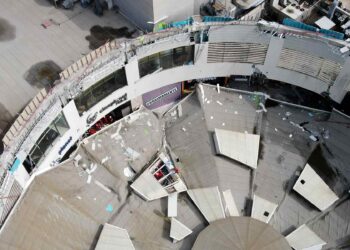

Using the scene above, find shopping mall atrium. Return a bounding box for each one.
[0,0,349,249]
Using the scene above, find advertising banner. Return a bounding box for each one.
[142,83,182,110]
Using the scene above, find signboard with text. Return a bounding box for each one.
[142,83,182,110]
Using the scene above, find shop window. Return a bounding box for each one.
[74,68,127,115]
[37,125,60,153]
[83,101,132,138]
[138,45,194,77]
[173,46,193,67]
[25,112,70,173]
[159,49,173,70]
[53,112,70,135]
[139,53,161,78]
[28,145,44,167]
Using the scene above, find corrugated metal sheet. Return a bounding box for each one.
[207,42,268,64]
[278,48,342,84]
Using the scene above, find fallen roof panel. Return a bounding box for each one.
[213,128,260,169]
[286,224,326,250]
[95,224,135,250]
[251,195,278,223]
[293,164,338,211]
[170,218,193,242]
[222,189,240,216]
[187,186,225,223]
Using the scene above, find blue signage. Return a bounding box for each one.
[10,158,21,173]
[58,136,73,155]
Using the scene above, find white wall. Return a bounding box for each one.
[125,57,140,86]
[153,0,194,24]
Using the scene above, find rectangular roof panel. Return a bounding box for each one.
[95,224,135,250]
[293,164,338,211]
[214,129,260,169]
[286,224,326,250]
[251,195,278,223]
[187,186,225,223]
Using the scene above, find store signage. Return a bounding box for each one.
[86,112,98,126]
[197,77,216,82]
[99,93,127,113]
[145,87,178,107]
[142,83,181,110]
[58,136,73,155]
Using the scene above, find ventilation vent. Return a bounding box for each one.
[208,42,268,64]
[278,48,342,84]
